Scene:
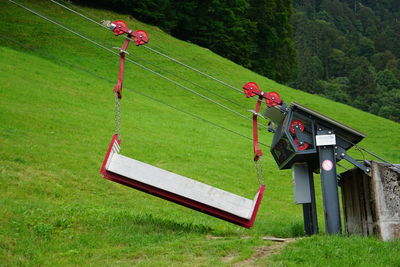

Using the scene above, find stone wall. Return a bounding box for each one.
[341,161,400,241]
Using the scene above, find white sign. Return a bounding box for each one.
[322,160,334,171]
[316,134,336,146]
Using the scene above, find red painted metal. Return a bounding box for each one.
[111,20,149,46]
[243,81,259,97]
[243,81,282,161]
[109,20,149,98]
[294,138,309,151]
[243,82,281,107]
[265,91,281,108]
[132,30,149,46]
[112,20,129,36]
[114,38,130,98]
[289,120,309,150]
[100,135,265,229]
[100,134,121,175]
[253,97,263,161]
[289,120,305,134]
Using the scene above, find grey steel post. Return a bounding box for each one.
[317,130,342,234]
[302,165,318,235]
[292,163,319,235]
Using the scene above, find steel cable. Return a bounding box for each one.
[8,0,269,130]
[50,0,249,96]
[9,0,394,166]
[50,0,251,110]
[0,33,271,149]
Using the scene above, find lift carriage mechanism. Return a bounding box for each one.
[98,20,398,233]
[10,0,397,236]
[99,20,274,228]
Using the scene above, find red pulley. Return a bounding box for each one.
[294,138,309,151]
[112,20,128,36]
[243,82,259,98]
[290,120,309,150]
[265,91,281,107]
[133,30,149,46]
[290,120,305,134]
[243,82,281,107]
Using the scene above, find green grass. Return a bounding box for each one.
[0,0,399,266]
[271,235,400,266]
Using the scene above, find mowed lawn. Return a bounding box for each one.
[0,0,399,266]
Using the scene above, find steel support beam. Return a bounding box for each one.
[302,165,319,235]
[317,131,342,234]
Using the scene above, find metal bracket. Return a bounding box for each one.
[335,147,371,175]
[294,127,313,145]
[112,47,130,54]
[248,109,265,119]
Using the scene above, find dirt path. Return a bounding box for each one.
[232,237,298,266]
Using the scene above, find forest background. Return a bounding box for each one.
[76,0,400,122]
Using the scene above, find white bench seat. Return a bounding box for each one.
[100,134,265,228]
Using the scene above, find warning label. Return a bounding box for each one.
[322,160,333,171]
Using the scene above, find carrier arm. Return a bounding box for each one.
[242,82,284,161]
[102,20,149,98]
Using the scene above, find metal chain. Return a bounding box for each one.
[255,158,266,185]
[115,93,121,139]
[11,0,270,131]
[32,0,395,169]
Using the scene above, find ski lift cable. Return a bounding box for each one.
[0,33,271,150]
[141,45,244,94]
[9,1,394,166]
[49,0,248,95]
[8,0,268,130]
[50,0,210,67]
[346,139,394,165]
[48,0,251,111]
[48,0,275,128]
[128,52,251,111]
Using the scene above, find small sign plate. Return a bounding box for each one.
[322,160,334,171]
[316,134,336,146]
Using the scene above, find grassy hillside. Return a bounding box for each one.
[0,0,399,265]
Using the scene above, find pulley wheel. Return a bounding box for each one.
[134,30,149,45]
[294,138,309,151]
[112,20,128,35]
[289,120,305,134]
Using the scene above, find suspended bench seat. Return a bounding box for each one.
[101,134,265,228]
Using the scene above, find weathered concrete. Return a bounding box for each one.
[341,161,400,241]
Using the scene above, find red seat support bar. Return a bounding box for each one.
[100,135,265,228]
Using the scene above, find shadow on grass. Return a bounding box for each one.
[113,212,213,234]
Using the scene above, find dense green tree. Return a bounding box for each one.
[376,69,400,90]
[75,0,399,121]
[348,57,377,110]
[378,89,400,121]
[327,49,348,78]
[249,0,296,82]
[315,77,351,103]
[171,0,255,68]
[371,51,396,72]
[294,52,323,92]
[292,0,400,121]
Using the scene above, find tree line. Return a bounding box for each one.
[76,0,400,122]
[75,0,296,84]
[292,0,400,122]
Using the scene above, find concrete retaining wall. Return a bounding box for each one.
[341,161,400,241]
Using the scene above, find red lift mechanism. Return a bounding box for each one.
[103,20,149,98]
[290,120,309,150]
[100,20,265,229]
[243,82,281,161]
